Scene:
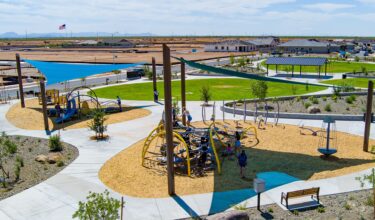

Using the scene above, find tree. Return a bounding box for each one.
[73,190,121,220]
[88,109,107,139]
[112,70,121,83]
[250,81,268,101]
[200,85,212,104]
[355,56,360,62]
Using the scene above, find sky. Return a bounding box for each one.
[1,0,375,36]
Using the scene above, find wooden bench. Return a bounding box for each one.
[281,187,320,210]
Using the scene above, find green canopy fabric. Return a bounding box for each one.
[176,57,328,87]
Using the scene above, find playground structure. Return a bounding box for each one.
[141,114,258,177]
[318,117,338,157]
[42,86,123,124]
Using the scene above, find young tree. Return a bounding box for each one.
[88,109,107,140]
[200,85,212,104]
[73,190,121,220]
[0,132,18,187]
[250,81,268,101]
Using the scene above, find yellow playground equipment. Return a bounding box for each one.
[80,100,91,115]
[142,124,192,176]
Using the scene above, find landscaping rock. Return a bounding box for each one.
[35,154,48,163]
[205,210,249,220]
[308,106,321,114]
[47,153,63,164]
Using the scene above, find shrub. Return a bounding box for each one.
[344,202,351,210]
[332,95,338,102]
[73,190,121,220]
[292,210,299,216]
[317,206,325,213]
[325,104,332,112]
[268,208,273,213]
[304,102,312,109]
[250,81,268,101]
[57,160,64,167]
[200,85,212,104]
[346,96,353,104]
[322,97,327,101]
[296,96,301,102]
[16,156,24,167]
[49,134,62,151]
[366,196,374,206]
[14,163,21,181]
[309,96,319,104]
[4,139,17,154]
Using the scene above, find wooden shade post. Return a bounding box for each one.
[152,57,157,99]
[180,59,186,126]
[40,79,49,132]
[363,80,373,152]
[16,54,25,108]
[162,44,175,195]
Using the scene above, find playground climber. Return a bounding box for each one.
[116,96,122,112]
[238,150,247,179]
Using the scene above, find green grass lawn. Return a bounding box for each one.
[262,61,375,73]
[93,78,325,101]
[321,78,374,88]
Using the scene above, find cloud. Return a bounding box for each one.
[302,3,355,12]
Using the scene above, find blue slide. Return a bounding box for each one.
[55,99,77,124]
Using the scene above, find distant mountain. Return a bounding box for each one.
[0,32,155,39]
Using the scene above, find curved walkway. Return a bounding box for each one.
[0,97,374,219]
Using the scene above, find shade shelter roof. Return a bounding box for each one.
[265,57,327,66]
[24,59,144,85]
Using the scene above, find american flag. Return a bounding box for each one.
[59,24,66,30]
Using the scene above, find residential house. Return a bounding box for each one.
[277,39,340,54]
[204,40,256,52]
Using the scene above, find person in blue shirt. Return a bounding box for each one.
[238,150,247,179]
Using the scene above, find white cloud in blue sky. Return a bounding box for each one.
[0,0,374,36]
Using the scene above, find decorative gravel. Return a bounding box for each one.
[0,135,78,200]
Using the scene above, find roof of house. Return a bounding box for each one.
[102,38,133,44]
[207,40,255,46]
[248,37,275,46]
[265,57,327,66]
[278,39,338,48]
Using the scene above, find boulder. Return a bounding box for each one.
[308,106,321,114]
[35,154,48,163]
[205,210,249,220]
[47,153,63,164]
